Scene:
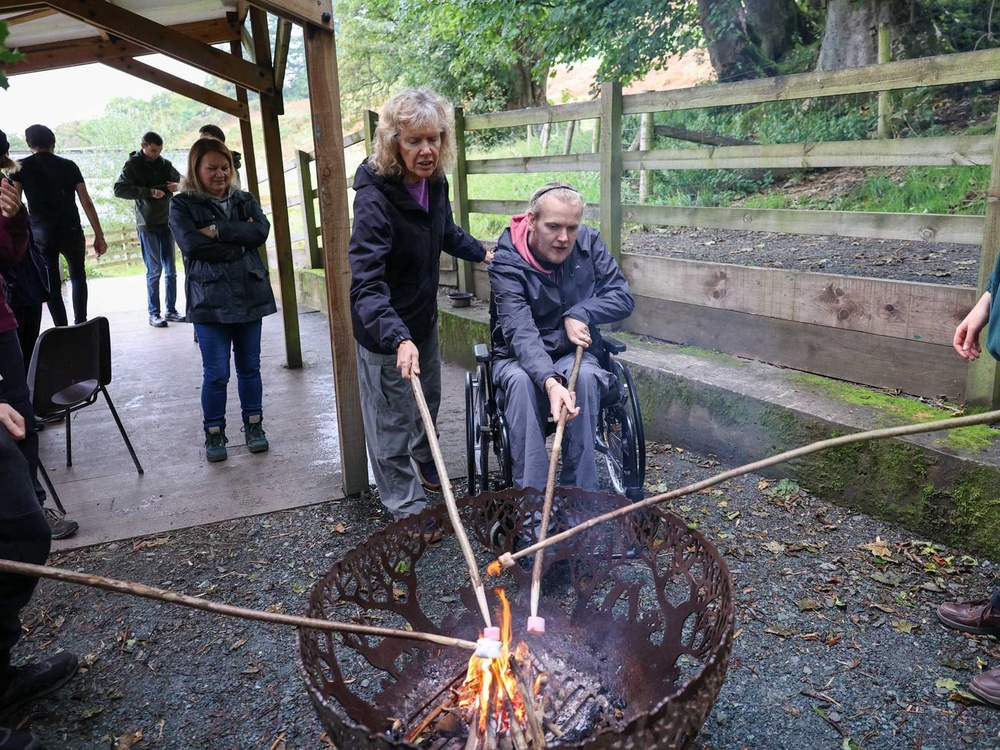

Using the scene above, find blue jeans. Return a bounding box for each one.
[193,321,263,431]
[139,227,177,316]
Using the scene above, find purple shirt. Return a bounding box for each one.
[405,178,429,211]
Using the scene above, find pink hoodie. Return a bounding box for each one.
[508,213,553,275]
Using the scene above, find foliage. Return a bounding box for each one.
[0,21,24,90]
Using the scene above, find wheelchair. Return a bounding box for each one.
[464,335,646,501]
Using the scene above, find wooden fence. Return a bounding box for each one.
[280,47,1000,406]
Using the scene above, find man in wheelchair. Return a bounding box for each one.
[487,182,634,492]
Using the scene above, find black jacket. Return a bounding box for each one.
[168,189,276,324]
[489,224,634,390]
[348,161,486,354]
[113,151,181,230]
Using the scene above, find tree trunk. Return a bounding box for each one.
[697,0,779,81]
[815,0,888,72]
[744,0,813,61]
[506,47,547,110]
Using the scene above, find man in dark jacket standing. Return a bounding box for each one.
[489,182,634,492]
[113,132,182,328]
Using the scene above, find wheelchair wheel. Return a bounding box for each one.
[602,359,645,497]
[496,413,513,489]
[465,365,491,495]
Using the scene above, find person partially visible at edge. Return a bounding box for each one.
[0,402,79,750]
[9,124,106,327]
[198,124,242,187]
[0,145,78,541]
[348,87,492,539]
[488,182,634,492]
[113,131,182,329]
[937,258,1000,709]
[168,138,275,464]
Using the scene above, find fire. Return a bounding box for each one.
[458,589,532,737]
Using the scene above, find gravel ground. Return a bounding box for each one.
[7,437,1000,749]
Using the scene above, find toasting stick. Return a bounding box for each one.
[411,373,496,643]
[0,559,480,652]
[526,345,585,635]
[499,408,1000,568]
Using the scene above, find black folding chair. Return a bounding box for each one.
[27,316,144,475]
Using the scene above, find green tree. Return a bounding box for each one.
[0,21,24,90]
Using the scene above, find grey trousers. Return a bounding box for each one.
[493,350,610,491]
[356,329,441,518]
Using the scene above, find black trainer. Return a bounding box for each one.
[0,727,40,750]
[0,652,78,719]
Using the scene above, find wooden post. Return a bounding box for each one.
[591,119,600,153]
[877,23,891,138]
[966,96,1000,407]
[452,107,475,294]
[599,81,623,263]
[303,21,369,495]
[539,122,550,153]
[295,149,322,269]
[639,111,653,203]
[363,110,378,155]
[251,7,302,369]
[230,39,264,267]
[562,120,575,155]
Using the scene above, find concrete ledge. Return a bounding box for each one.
[300,269,1000,560]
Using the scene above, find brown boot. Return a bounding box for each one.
[936,599,1000,636]
[971,665,1000,708]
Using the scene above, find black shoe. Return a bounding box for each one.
[414,460,441,491]
[164,311,186,323]
[0,727,40,750]
[43,507,79,540]
[0,652,78,719]
[148,314,168,328]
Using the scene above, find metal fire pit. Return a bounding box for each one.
[298,487,734,749]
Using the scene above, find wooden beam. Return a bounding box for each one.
[246,0,333,28]
[250,6,301,369]
[6,17,239,75]
[230,40,260,201]
[4,7,56,24]
[303,20,369,496]
[101,57,249,120]
[44,0,273,94]
[273,16,292,92]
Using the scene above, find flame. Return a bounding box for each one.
[458,588,529,737]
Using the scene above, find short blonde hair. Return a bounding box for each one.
[527,181,586,216]
[369,88,455,179]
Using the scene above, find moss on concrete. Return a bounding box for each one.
[948,468,1000,552]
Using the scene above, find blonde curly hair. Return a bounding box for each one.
[368,88,455,179]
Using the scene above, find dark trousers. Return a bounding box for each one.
[32,224,87,327]
[12,304,42,374]
[0,329,44,505]
[0,426,52,668]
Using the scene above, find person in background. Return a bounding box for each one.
[936,267,1000,708]
[10,124,106,327]
[0,402,79,750]
[113,131,182,328]
[0,143,78,540]
[348,87,491,539]
[198,124,242,187]
[168,138,275,463]
[488,182,634,492]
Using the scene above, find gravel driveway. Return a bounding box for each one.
[9,437,1000,749]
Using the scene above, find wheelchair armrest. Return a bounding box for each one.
[474,343,492,363]
[603,336,627,355]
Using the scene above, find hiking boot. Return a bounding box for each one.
[43,507,79,540]
[970,664,1000,708]
[0,652,78,719]
[414,459,441,491]
[164,311,186,323]
[243,415,269,453]
[148,314,168,328]
[204,426,228,462]
[0,726,40,750]
[937,599,1000,636]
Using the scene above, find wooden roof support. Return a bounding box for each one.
[42,0,273,94]
[4,7,57,24]
[101,56,249,120]
[302,19,368,495]
[230,39,261,202]
[249,5,301,369]
[247,0,332,29]
[271,15,291,114]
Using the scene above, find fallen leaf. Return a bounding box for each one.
[763,541,787,555]
[869,571,901,586]
[117,728,144,749]
[892,619,919,634]
[859,536,891,558]
[331,522,348,534]
[796,598,823,611]
[935,677,960,691]
[765,625,795,638]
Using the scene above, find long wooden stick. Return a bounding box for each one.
[0,558,478,652]
[501,408,1000,565]
[529,346,584,624]
[411,374,493,628]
